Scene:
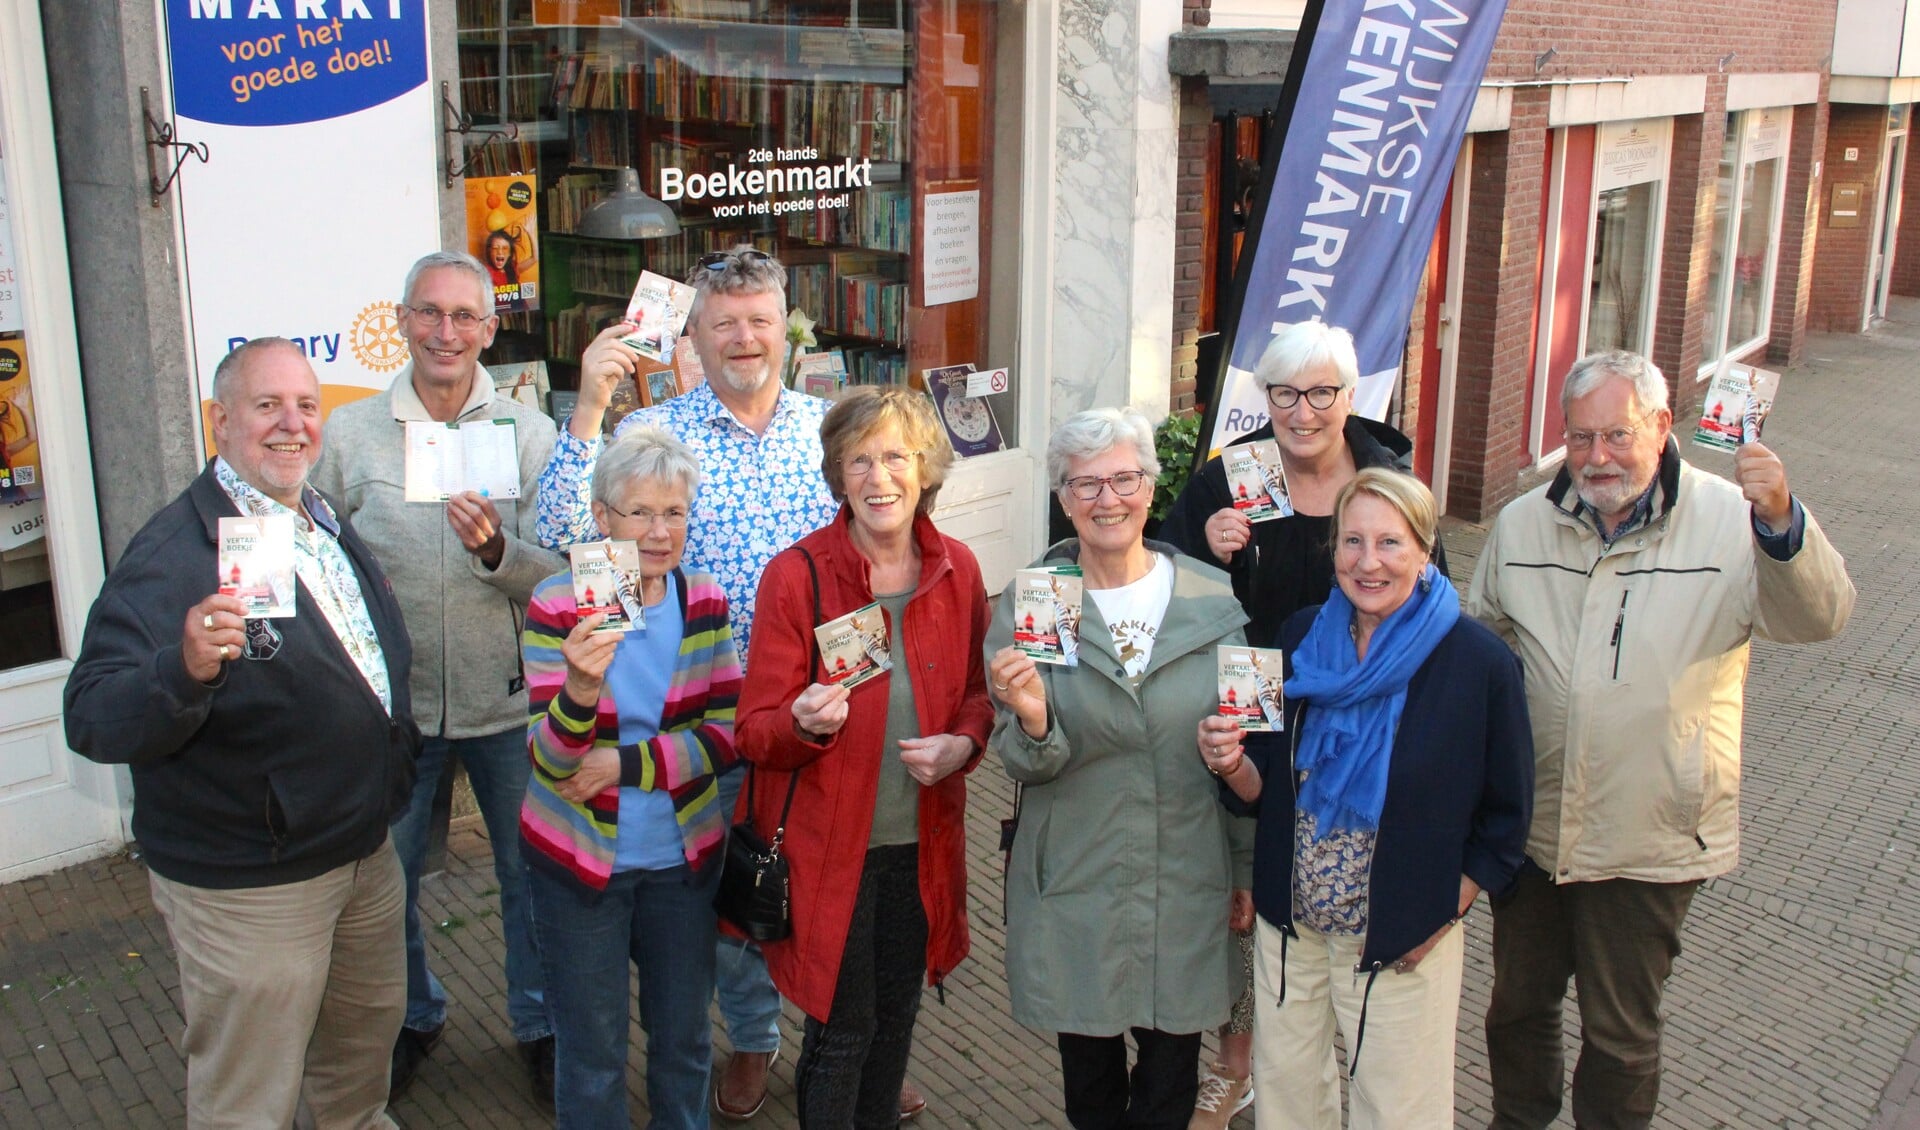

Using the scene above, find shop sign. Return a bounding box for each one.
[161,0,439,439]
[1746,108,1787,164]
[1595,117,1673,193]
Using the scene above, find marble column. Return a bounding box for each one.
[1047,0,1183,433]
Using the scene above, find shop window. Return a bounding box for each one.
[455,0,1020,454]
[0,195,57,671]
[1699,108,1790,375]
[1584,118,1670,358]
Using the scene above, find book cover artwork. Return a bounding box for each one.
[925,363,1007,458]
[621,271,696,363]
[814,602,892,690]
[1217,645,1286,732]
[1221,439,1292,521]
[1011,566,1082,667]
[1693,363,1781,452]
[217,515,297,618]
[404,419,521,502]
[570,540,645,634]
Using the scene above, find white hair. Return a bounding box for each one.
[1253,321,1359,391]
[1045,406,1161,487]
[1561,350,1670,414]
[402,250,495,318]
[592,425,701,508]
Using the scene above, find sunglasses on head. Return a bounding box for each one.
[697,249,774,272]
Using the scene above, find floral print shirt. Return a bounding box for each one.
[214,457,392,714]
[535,384,838,658]
[1292,799,1376,937]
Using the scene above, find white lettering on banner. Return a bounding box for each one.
[191,0,234,16]
[247,0,282,16]
[658,157,871,202]
[194,0,399,17]
[1278,0,1467,315]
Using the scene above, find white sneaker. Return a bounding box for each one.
[1189,1062,1255,1129]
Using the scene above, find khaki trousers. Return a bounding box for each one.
[1251,917,1465,1130]
[149,837,406,1130]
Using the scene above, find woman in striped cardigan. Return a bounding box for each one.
[518,425,741,1130]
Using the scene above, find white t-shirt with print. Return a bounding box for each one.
[1087,552,1174,682]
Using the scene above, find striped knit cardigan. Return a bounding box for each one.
[518,566,742,890]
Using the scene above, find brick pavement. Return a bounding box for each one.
[6,303,1920,1127]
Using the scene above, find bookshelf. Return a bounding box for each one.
[456,0,999,419]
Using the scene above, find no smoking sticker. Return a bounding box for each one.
[966,367,1010,398]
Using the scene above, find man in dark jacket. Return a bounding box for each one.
[64,337,420,1128]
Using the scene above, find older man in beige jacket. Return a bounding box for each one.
[1467,350,1854,1130]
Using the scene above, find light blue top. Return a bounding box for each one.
[609,572,686,872]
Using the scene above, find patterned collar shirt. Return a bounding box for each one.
[535,383,839,657]
[214,456,392,714]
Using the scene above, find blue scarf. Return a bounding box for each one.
[1284,563,1459,837]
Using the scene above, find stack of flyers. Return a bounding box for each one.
[1217,645,1286,732]
[1011,566,1082,666]
[621,271,696,363]
[570,540,645,634]
[1692,363,1781,453]
[1221,439,1292,521]
[218,515,297,618]
[403,419,521,502]
[814,602,892,689]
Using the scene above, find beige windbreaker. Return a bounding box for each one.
[1466,445,1853,884]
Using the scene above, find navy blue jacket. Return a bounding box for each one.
[1227,605,1533,970]
[64,463,420,889]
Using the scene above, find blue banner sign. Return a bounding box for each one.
[166,0,427,127]
[1206,0,1508,450]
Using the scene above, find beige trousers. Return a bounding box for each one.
[1251,916,1465,1130]
[149,837,406,1130]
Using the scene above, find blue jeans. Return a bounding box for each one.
[391,729,550,1042]
[529,861,719,1130]
[713,765,784,1054]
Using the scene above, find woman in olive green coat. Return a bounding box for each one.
[987,406,1255,1130]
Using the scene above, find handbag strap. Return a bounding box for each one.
[746,546,817,844]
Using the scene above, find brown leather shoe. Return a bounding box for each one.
[714,1048,778,1121]
[899,1080,928,1121]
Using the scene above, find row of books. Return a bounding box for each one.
[463,136,540,178]
[545,173,609,234]
[566,244,641,297]
[781,183,909,253]
[781,83,908,162]
[644,51,772,125]
[570,114,635,169]
[459,42,550,121]
[549,300,626,363]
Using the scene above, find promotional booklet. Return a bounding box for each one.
[403,418,522,502]
[1220,438,1292,521]
[1217,644,1286,732]
[925,362,1007,458]
[218,514,297,618]
[1693,363,1782,452]
[1011,565,1083,666]
[621,271,696,363]
[814,601,892,689]
[570,539,644,634]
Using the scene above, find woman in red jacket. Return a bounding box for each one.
[736,386,993,1128]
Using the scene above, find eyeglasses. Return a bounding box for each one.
[698,249,774,272]
[1564,410,1656,452]
[1266,384,1344,410]
[602,501,690,529]
[400,305,489,332]
[844,450,920,477]
[1061,470,1149,501]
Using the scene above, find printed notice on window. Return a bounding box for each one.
[923,189,979,307]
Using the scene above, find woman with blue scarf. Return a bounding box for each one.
[1197,468,1533,1129]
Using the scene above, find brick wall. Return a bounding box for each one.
[1171,78,1210,414]
[1768,91,1831,366]
[1652,102,1723,425]
[1449,89,1550,522]
[1808,104,1887,332]
[1485,0,1835,82]
[1892,112,1920,298]
[1185,0,1209,27]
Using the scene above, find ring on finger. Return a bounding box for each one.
[204,614,215,630]
[219,643,233,661]
[993,682,1010,692]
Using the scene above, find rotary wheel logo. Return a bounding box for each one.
[349,301,409,373]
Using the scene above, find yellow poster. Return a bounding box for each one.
[465,174,541,313]
[0,338,42,502]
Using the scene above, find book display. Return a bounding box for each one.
[457,1,1005,443]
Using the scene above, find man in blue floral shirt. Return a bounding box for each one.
[539,247,939,1121]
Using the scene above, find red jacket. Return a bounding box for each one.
[735,509,993,1021]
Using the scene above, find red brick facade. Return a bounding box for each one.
[1808,104,1891,332]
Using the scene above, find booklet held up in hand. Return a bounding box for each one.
[814,602,892,690]
[1011,566,1082,666]
[218,515,297,618]
[404,419,522,502]
[570,540,645,634]
[1217,644,1286,732]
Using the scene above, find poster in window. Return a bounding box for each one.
[466,175,541,314]
[926,363,1005,458]
[0,341,42,502]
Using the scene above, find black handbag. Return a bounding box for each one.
[714,547,819,942]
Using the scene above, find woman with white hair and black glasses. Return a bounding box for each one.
[987,406,1255,1130]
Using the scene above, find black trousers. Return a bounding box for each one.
[1056,1027,1202,1130]
[795,844,928,1130]
[1485,862,1701,1130]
